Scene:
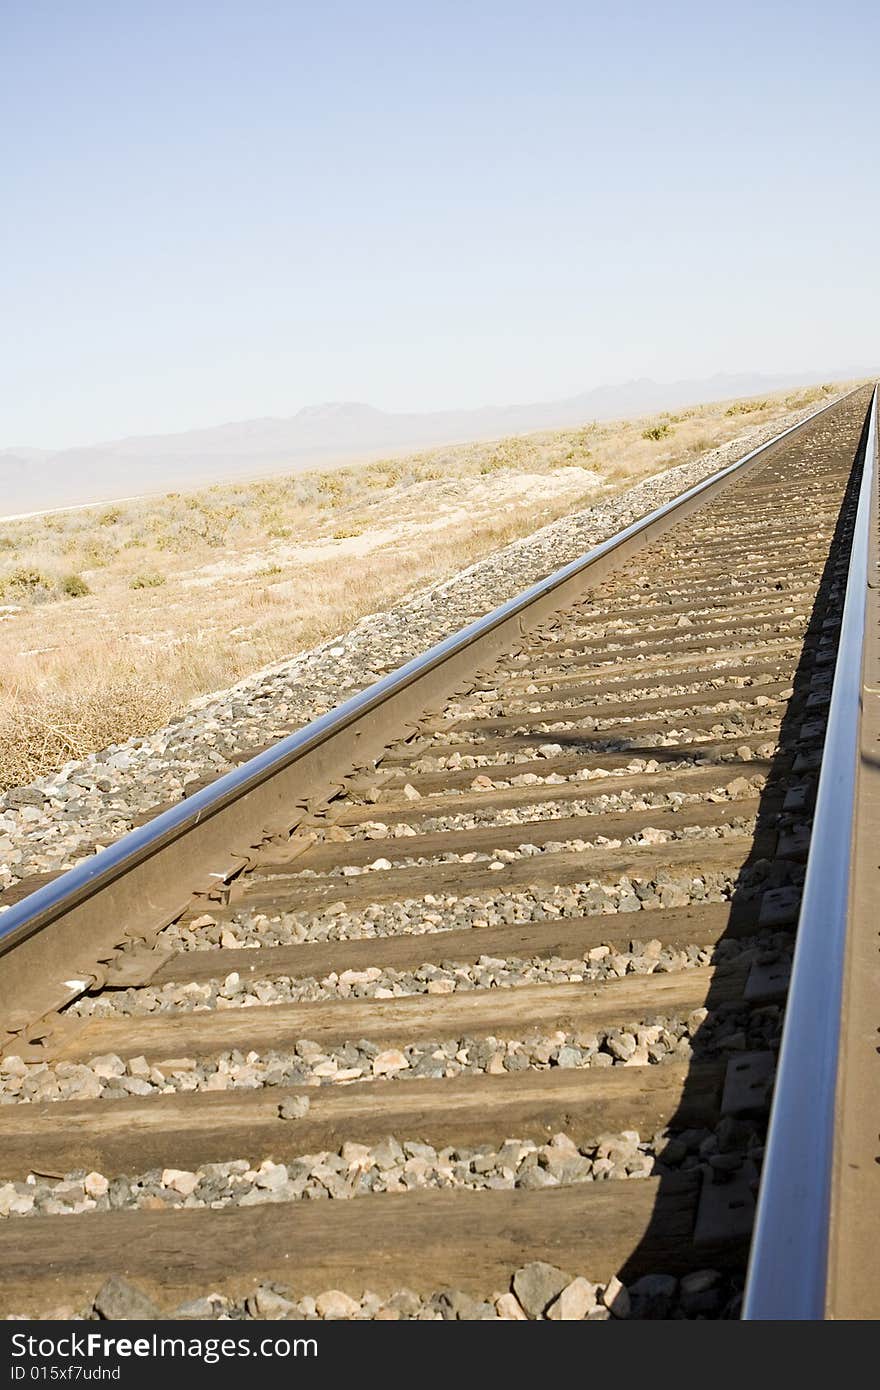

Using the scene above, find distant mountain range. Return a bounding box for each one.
[0,369,866,517]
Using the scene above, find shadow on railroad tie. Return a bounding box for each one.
[613,401,871,1319]
[517,732,730,766]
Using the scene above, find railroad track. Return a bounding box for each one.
[0,385,876,1322]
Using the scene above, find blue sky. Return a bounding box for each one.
[2,0,877,448]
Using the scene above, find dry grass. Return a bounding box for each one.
[0,678,177,789]
[0,381,855,789]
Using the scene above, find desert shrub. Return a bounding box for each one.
[318,475,347,503]
[6,567,52,594]
[7,567,44,589]
[725,399,770,416]
[642,422,673,441]
[129,572,166,589]
[0,568,55,604]
[60,573,90,598]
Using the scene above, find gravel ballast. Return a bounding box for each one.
[0,1111,765,1220]
[163,849,802,952]
[0,1128,684,1217]
[7,1262,746,1320]
[64,930,791,1019]
[0,988,787,1105]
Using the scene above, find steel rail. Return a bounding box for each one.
[0,390,857,1036]
[742,384,878,1320]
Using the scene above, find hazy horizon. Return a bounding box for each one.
[0,368,863,517]
[0,364,869,457]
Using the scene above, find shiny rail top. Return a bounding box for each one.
[742,385,878,1320]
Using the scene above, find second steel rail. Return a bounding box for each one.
[743,384,878,1319]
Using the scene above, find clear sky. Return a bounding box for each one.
[2,0,877,449]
